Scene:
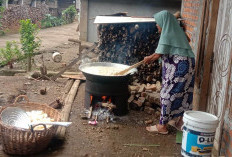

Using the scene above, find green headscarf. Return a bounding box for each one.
[154,10,195,58]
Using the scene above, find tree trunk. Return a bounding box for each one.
[27,56,32,72]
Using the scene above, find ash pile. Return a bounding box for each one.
[95,22,162,111]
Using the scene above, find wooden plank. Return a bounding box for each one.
[94,16,155,24]
[199,0,220,111]
[79,0,88,41]
[192,0,207,110]
[68,38,81,43]
[61,74,86,80]
[56,80,80,138]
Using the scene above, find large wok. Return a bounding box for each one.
[79,62,137,83]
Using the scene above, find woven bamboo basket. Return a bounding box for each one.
[0,95,61,155]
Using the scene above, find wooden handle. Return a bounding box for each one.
[115,60,144,75]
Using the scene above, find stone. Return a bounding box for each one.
[144,119,153,125]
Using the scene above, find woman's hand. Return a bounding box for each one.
[143,53,162,64]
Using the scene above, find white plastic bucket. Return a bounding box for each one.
[181,111,219,157]
[52,52,62,63]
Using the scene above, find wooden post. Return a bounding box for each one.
[191,0,207,111]
[56,80,80,138]
[79,0,88,41]
[199,0,220,111]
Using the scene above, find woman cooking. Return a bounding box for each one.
[144,10,195,134]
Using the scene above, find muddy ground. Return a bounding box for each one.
[0,22,181,157]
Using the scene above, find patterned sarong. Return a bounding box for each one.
[159,54,195,125]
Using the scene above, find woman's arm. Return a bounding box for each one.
[144,53,162,64]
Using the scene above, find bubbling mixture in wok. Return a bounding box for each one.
[82,66,126,76]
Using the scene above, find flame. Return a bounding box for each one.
[90,95,112,104]
[102,96,107,101]
[90,95,93,103]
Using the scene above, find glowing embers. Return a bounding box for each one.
[82,95,116,124]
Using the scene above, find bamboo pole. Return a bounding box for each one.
[56,80,80,138]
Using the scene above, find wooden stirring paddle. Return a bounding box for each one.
[114,60,144,76]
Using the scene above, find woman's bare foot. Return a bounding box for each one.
[146,124,168,134]
[156,124,168,132]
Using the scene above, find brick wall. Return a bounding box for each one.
[181,0,205,111]
[220,110,232,157]
[181,0,204,56]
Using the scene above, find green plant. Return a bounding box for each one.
[41,14,64,28]
[0,41,22,68]
[20,19,40,72]
[62,5,77,24]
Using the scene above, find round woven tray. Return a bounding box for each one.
[0,95,61,155]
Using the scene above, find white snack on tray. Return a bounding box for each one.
[26,110,54,130]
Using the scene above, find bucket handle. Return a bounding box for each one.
[14,95,29,104]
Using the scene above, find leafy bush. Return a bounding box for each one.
[62,5,77,24]
[41,5,77,28]
[20,19,40,71]
[0,41,22,67]
[41,14,65,28]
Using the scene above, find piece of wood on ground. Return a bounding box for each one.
[132,100,143,107]
[138,84,146,93]
[48,98,62,109]
[128,95,135,103]
[61,73,86,81]
[129,85,140,92]
[81,41,94,49]
[56,80,81,139]
[145,84,157,91]
[68,38,81,43]
[144,106,155,115]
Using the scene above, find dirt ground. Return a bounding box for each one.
[0,23,182,157]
